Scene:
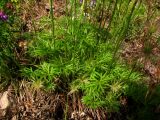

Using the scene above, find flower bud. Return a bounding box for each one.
[0,10,8,21]
[1,14,8,21]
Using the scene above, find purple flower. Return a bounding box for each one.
[0,11,8,21]
[1,14,8,21]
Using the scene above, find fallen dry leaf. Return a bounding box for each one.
[0,91,9,110]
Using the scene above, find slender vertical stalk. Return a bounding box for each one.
[79,0,85,22]
[64,95,68,120]
[70,0,74,38]
[96,0,105,44]
[70,0,77,58]
[112,0,132,39]
[114,0,138,56]
[50,0,55,47]
[107,0,139,74]
[70,0,74,59]
[107,0,118,31]
[74,0,77,18]
[99,0,105,29]
[127,59,138,80]
[65,0,68,16]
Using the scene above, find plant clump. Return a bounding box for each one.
[0,0,160,119]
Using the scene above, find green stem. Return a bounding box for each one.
[108,0,139,74]
[107,0,118,31]
[50,0,55,47]
[99,0,105,29]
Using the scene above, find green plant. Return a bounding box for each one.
[71,59,142,111]
[21,13,143,112]
[20,0,160,118]
[0,1,20,87]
